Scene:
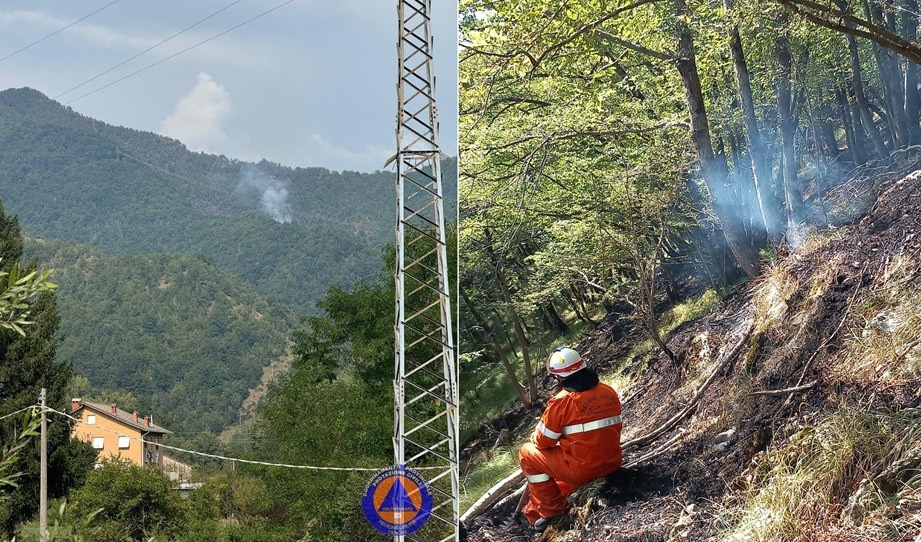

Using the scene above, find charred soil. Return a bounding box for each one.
[463,162,921,541]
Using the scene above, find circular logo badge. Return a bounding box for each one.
[361,465,433,536]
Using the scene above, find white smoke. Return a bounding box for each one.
[236,165,292,224]
[261,186,291,223]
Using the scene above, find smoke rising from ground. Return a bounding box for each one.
[236,165,293,223]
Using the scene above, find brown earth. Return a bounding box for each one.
[463,157,921,542]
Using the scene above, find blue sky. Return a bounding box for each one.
[0,0,457,172]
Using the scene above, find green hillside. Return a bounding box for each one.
[0,87,457,313]
[24,237,297,433]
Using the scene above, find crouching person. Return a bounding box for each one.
[518,347,623,531]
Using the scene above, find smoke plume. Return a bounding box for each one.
[236,165,293,223]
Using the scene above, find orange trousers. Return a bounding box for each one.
[518,442,618,524]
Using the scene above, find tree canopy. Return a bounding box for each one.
[459,0,921,423]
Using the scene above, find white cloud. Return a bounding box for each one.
[160,73,231,152]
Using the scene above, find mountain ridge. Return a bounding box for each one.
[0,86,456,314]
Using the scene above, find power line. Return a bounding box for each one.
[45,406,449,472]
[0,0,123,64]
[54,0,248,100]
[64,0,299,106]
[0,405,37,421]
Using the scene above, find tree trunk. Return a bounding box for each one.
[774,27,807,226]
[864,0,910,147]
[903,0,921,143]
[485,238,539,403]
[460,287,531,405]
[837,86,865,164]
[818,106,841,160]
[725,6,784,242]
[727,128,767,247]
[844,25,890,156]
[544,300,569,334]
[672,0,761,278]
[563,289,591,324]
[570,284,598,325]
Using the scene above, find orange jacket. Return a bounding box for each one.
[530,382,623,478]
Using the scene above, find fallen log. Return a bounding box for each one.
[460,468,524,523]
[461,321,754,522]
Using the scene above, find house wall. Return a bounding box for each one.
[72,409,143,465]
[143,434,164,467]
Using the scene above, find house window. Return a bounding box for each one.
[92,437,104,449]
[87,415,96,425]
[118,436,130,449]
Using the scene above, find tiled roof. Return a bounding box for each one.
[75,401,172,435]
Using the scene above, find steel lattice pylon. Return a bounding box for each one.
[392,0,458,540]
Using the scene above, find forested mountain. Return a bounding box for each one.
[0,87,457,313]
[23,237,296,433]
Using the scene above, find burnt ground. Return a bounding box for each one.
[463,155,921,542]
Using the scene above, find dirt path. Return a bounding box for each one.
[219,340,293,443]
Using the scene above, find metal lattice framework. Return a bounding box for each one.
[393,0,458,540]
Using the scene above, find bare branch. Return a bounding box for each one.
[775,0,921,64]
[532,0,667,67]
[749,381,817,396]
[594,29,673,60]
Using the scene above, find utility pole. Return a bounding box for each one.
[393,0,458,540]
[39,388,47,542]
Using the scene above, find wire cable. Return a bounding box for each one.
[0,0,123,64]
[46,406,451,472]
[0,405,37,421]
[54,0,248,100]
[64,0,298,106]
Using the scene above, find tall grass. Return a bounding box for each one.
[718,408,921,541]
[460,444,522,512]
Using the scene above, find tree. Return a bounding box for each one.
[67,460,188,541]
[460,0,919,430]
[0,200,93,536]
[776,0,921,64]
[249,243,457,541]
[725,0,785,242]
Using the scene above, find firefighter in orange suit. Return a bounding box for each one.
[518,347,623,530]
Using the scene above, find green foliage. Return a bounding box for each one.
[293,278,393,386]
[0,264,57,337]
[0,203,93,537]
[66,461,188,542]
[244,250,440,540]
[657,289,722,338]
[0,88,457,315]
[24,238,297,434]
[459,0,704,420]
[171,472,287,542]
[0,411,40,495]
[460,445,520,513]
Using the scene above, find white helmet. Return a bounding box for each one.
[547,347,585,377]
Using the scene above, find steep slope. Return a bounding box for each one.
[24,238,297,433]
[463,161,921,541]
[0,87,457,313]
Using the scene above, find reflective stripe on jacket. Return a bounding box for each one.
[530,382,623,475]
